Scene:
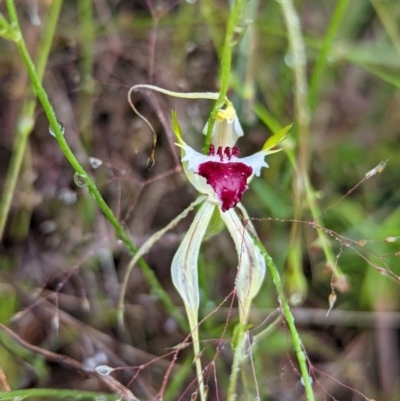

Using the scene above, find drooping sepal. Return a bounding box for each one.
[219,209,266,323]
[171,201,215,314]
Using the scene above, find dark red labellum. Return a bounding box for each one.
[198,161,253,211]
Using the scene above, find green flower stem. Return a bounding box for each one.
[231,0,259,124]
[251,236,315,401]
[203,0,246,153]
[78,0,95,152]
[226,324,246,401]
[4,0,186,331]
[279,0,309,154]
[188,313,206,401]
[279,0,310,302]
[0,389,118,400]
[0,0,63,241]
[308,0,350,111]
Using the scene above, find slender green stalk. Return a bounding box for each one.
[279,0,310,302]
[309,0,350,111]
[0,0,63,241]
[203,0,246,153]
[279,0,348,290]
[3,0,186,331]
[268,0,348,286]
[226,324,246,401]
[78,0,95,151]
[279,0,309,147]
[232,0,259,124]
[0,389,118,400]
[188,313,206,401]
[251,236,315,401]
[252,104,348,286]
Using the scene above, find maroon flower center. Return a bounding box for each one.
[198,146,253,212]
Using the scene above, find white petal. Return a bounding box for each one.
[240,150,269,177]
[180,144,210,173]
[171,201,216,313]
[219,208,266,322]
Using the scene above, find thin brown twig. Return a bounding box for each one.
[0,324,139,401]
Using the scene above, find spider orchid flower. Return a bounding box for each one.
[171,101,290,324]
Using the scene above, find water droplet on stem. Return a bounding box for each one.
[49,120,65,137]
[74,173,88,188]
